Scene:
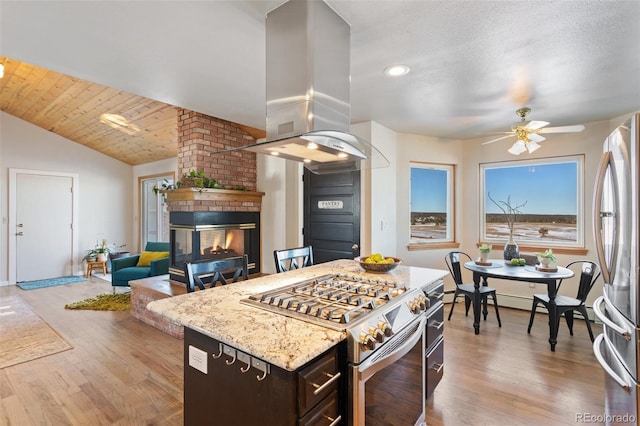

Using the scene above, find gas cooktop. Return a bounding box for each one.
[241,273,422,331]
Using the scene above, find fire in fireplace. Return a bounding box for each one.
[169,211,260,282]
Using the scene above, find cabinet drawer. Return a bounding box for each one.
[298,390,341,426]
[426,302,444,351]
[298,349,340,416]
[426,336,444,400]
[426,280,445,312]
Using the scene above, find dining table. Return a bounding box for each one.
[463,259,575,351]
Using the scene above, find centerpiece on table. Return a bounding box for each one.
[534,249,558,271]
[487,193,527,261]
[477,243,492,265]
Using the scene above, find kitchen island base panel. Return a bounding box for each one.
[184,327,345,426]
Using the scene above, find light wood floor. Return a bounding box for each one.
[0,279,604,425]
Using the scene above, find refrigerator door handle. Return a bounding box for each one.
[593,294,632,340]
[593,334,633,391]
[592,150,617,284]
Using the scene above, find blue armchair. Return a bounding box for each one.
[111,242,170,292]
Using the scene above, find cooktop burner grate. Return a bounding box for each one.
[243,274,408,330]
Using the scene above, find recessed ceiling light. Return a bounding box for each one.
[270,151,280,156]
[384,64,410,77]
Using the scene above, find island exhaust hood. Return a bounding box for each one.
[213,0,389,174]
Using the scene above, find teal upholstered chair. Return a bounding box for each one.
[111,242,170,293]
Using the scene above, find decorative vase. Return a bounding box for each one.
[479,251,490,263]
[503,234,519,260]
[97,253,108,262]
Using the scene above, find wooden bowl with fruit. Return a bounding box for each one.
[355,254,402,273]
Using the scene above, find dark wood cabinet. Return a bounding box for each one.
[424,281,445,400]
[184,327,345,425]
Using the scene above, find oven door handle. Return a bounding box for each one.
[358,316,426,380]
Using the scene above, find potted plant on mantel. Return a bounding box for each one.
[154,170,250,198]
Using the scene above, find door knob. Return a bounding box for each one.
[16,231,24,236]
[17,223,24,227]
[352,244,359,250]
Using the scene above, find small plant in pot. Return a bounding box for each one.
[535,249,557,268]
[478,243,492,262]
[83,239,118,262]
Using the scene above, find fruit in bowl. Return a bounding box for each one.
[355,253,402,273]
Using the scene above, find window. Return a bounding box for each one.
[409,162,455,248]
[480,156,584,248]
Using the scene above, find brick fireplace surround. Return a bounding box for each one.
[130,109,264,338]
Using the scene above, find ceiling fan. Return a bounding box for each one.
[482,107,585,155]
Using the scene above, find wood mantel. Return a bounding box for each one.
[161,188,265,203]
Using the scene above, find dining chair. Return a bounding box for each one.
[445,251,501,326]
[184,255,248,292]
[527,260,601,342]
[273,246,314,273]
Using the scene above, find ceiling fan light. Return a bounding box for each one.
[526,141,541,153]
[508,140,526,155]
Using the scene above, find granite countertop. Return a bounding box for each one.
[147,259,448,371]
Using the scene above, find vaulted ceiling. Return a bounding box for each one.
[1,1,639,165]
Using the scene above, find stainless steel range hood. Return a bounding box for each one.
[214,0,389,174]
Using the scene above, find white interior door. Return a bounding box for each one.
[15,172,74,281]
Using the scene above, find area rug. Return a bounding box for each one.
[0,296,72,369]
[17,275,86,291]
[65,293,130,311]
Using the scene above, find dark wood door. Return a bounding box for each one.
[303,169,360,264]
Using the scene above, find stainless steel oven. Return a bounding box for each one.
[350,315,426,426]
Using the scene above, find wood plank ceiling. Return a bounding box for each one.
[0,56,265,166]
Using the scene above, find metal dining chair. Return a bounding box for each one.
[184,255,248,292]
[273,246,314,273]
[445,251,502,326]
[527,260,601,342]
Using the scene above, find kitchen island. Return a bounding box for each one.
[148,259,448,425]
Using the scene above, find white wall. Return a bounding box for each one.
[0,112,133,283]
[257,154,303,274]
[353,121,399,257]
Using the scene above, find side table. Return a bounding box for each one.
[86,260,107,277]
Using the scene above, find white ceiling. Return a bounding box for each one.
[2,0,639,141]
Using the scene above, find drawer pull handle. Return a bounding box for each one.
[324,414,342,426]
[431,363,444,374]
[312,371,341,395]
[435,292,444,300]
[432,321,444,330]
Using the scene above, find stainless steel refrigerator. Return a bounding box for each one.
[593,112,639,425]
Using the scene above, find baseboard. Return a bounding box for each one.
[444,292,596,322]
[0,281,11,287]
